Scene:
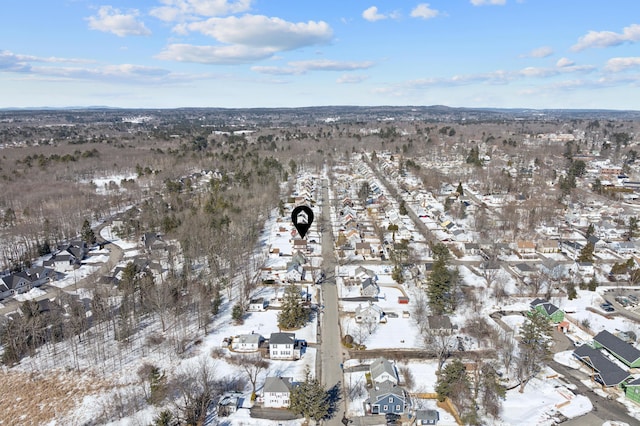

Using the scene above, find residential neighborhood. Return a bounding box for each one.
[2,107,640,425]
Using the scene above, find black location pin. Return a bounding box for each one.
[291,205,314,239]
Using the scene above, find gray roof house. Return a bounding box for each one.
[263,376,294,408]
[366,381,407,415]
[370,357,398,385]
[269,332,300,360]
[414,409,440,425]
[231,333,264,352]
[593,330,640,368]
[361,277,379,298]
[573,344,631,387]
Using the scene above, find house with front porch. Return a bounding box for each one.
[366,381,408,415]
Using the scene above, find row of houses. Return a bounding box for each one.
[225,331,304,361]
[573,329,640,404]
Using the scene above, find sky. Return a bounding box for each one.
[1,0,639,109]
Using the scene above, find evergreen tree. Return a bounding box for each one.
[436,359,471,402]
[585,223,595,239]
[289,366,330,422]
[232,303,244,324]
[629,216,639,240]
[577,242,595,263]
[399,200,408,216]
[278,284,309,329]
[81,219,96,245]
[427,243,458,314]
[517,310,553,392]
[456,182,464,196]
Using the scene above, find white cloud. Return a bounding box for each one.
[523,46,553,58]
[572,24,640,51]
[337,74,368,84]
[182,15,333,51]
[250,65,300,75]
[252,59,374,75]
[150,0,253,21]
[87,6,151,37]
[362,6,387,22]
[556,57,575,68]
[470,0,506,5]
[605,57,640,72]
[288,59,374,71]
[156,43,275,64]
[0,50,95,73]
[410,4,440,20]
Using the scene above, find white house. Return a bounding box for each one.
[370,357,398,385]
[263,376,294,408]
[231,333,264,352]
[269,332,298,360]
[355,302,386,324]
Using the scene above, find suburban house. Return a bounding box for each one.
[269,332,301,360]
[623,377,640,404]
[537,240,560,254]
[427,315,454,334]
[366,381,408,415]
[516,240,537,258]
[370,357,399,385]
[354,266,377,282]
[573,344,631,388]
[413,409,440,425]
[217,391,244,416]
[360,277,380,298]
[0,274,30,300]
[0,266,56,300]
[593,330,640,368]
[576,262,595,277]
[248,297,268,312]
[513,262,537,278]
[45,241,88,272]
[530,298,565,323]
[263,376,294,408]
[355,302,386,324]
[231,333,264,352]
[141,232,166,252]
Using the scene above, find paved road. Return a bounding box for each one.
[549,358,639,425]
[319,178,347,425]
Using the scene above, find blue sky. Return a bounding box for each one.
[1,0,639,109]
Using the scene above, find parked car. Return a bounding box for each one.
[600,302,614,312]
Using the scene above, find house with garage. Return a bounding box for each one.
[370,357,399,385]
[573,344,631,388]
[263,376,294,408]
[0,274,31,299]
[231,333,264,352]
[365,381,408,415]
[593,330,640,368]
[530,298,565,324]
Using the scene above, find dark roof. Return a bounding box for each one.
[415,409,439,422]
[270,332,295,345]
[573,344,631,386]
[627,377,640,386]
[594,330,640,366]
[427,315,452,330]
[531,298,560,316]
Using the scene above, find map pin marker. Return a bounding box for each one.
[291,205,314,239]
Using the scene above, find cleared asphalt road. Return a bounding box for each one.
[320,179,347,426]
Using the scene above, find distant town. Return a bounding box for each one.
[2,106,640,425]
